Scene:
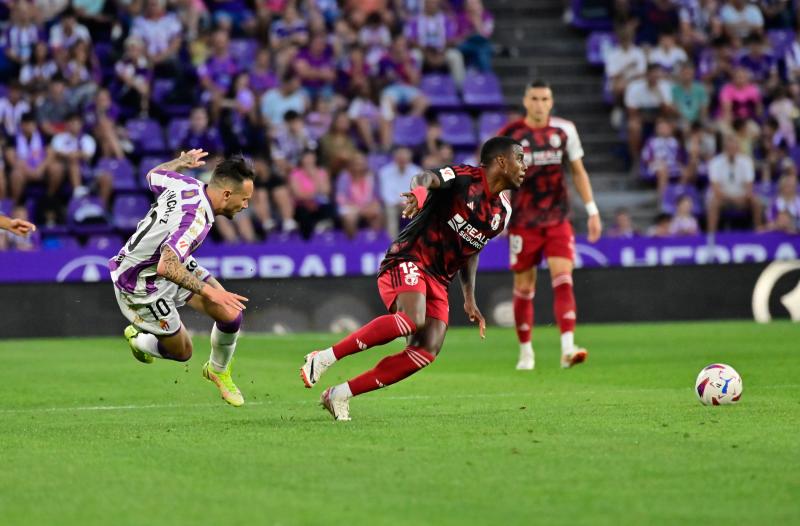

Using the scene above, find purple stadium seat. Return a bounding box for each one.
[420,74,461,109]
[67,195,111,236]
[96,157,138,191]
[478,111,508,141]
[230,39,259,69]
[438,112,477,148]
[462,72,504,108]
[42,235,81,250]
[0,198,12,215]
[126,118,166,154]
[167,118,190,152]
[392,115,427,147]
[151,78,174,105]
[570,0,613,30]
[367,152,391,174]
[586,31,617,66]
[86,234,122,251]
[139,156,168,180]
[790,145,800,166]
[767,29,795,57]
[661,184,703,216]
[112,194,152,230]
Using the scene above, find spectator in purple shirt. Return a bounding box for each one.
[249,48,278,96]
[736,34,779,92]
[198,29,240,119]
[2,1,41,70]
[455,0,495,72]
[6,112,52,204]
[764,171,800,232]
[641,118,689,194]
[183,106,224,156]
[114,35,152,117]
[405,0,465,87]
[270,4,309,70]
[377,35,429,150]
[294,34,337,100]
[19,42,58,96]
[86,89,127,160]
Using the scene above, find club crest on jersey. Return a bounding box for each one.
[491,213,501,230]
[549,134,562,148]
[159,319,170,331]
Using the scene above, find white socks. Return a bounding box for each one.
[519,341,533,357]
[318,347,337,366]
[210,324,239,372]
[561,331,575,355]
[331,382,352,400]
[133,333,162,358]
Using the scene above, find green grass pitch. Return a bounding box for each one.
[1,321,798,525]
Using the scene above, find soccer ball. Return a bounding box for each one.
[695,364,743,406]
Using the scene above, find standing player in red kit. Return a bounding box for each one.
[499,80,602,371]
[299,137,526,421]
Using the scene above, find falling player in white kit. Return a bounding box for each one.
[110,149,253,406]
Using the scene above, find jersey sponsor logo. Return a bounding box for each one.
[439,167,456,182]
[549,134,562,148]
[467,201,475,210]
[177,238,190,253]
[447,213,490,250]
[532,150,563,165]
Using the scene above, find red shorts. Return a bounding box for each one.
[377,262,450,325]
[508,222,575,272]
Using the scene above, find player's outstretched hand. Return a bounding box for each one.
[7,219,36,236]
[400,192,420,219]
[205,286,248,311]
[464,300,486,339]
[179,149,209,169]
[587,214,602,243]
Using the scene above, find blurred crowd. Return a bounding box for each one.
[597,0,800,239]
[0,0,497,250]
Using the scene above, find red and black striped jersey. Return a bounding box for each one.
[380,164,512,284]
[498,117,584,228]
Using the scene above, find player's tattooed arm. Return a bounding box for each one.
[157,245,206,295]
[149,149,209,175]
[157,246,249,311]
[460,254,486,339]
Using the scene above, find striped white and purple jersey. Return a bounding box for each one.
[109,170,215,296]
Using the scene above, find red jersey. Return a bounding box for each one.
[498,117,584,228]
[380,164,512,285]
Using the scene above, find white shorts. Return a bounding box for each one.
[114,258,211,336]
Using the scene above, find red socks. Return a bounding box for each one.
[552,272,576,334]
[513,288,534,344]
[348,346,435,396]
[332,312,417,360]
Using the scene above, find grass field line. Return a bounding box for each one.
[2,383,796,415]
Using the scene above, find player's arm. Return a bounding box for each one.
[0,214,36,236]
[148,149,209,178]
[157,245,248,311]
[401,170,440,218]
[459,253,486,339]
[570,158,602,243]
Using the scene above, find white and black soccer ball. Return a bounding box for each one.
[695,363,743,406]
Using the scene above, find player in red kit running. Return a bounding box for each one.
[499,80,602,370]
[299,137,526,421]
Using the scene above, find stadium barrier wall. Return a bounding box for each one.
[2,262,797,339]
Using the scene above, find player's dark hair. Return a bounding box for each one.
[480,136,521,166]
[211,155,255,187]
[527,79,550,90]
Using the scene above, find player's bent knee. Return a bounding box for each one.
[215,310,243,332]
